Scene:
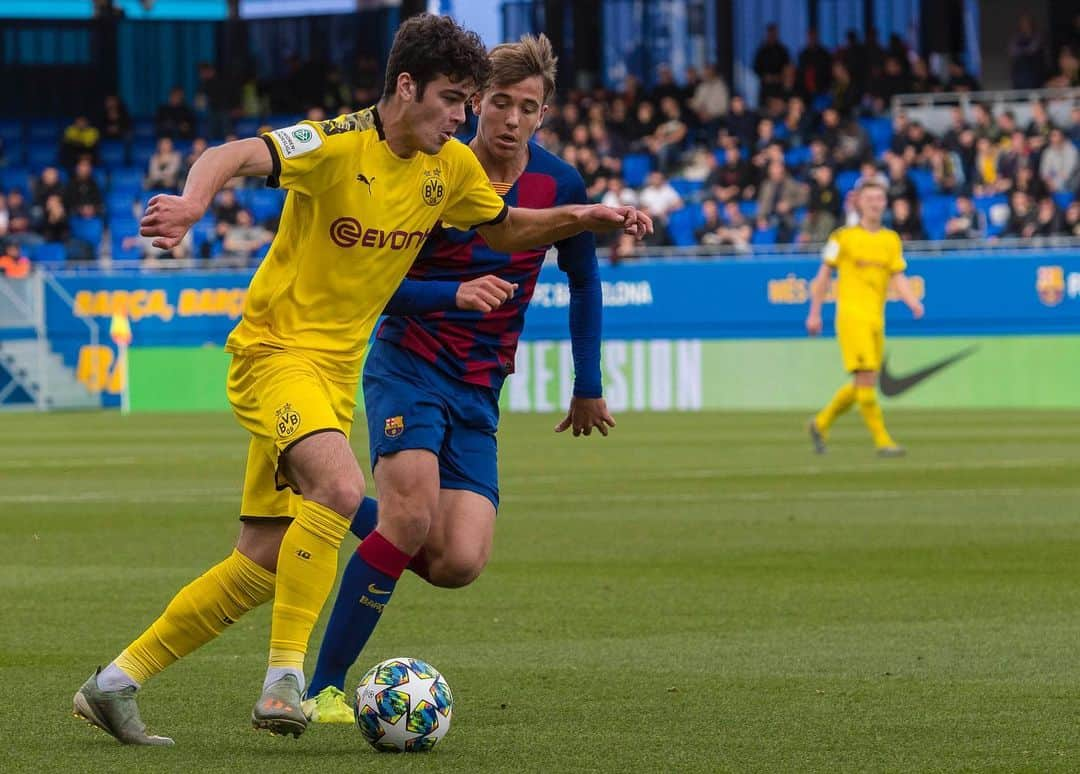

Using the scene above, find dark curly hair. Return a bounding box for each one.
[383,14,490,100]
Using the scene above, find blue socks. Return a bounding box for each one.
[350,496,378,540]
[307,529,410,696]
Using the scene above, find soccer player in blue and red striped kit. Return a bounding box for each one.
[301,33,615,721]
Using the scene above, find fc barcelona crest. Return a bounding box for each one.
[384,415,405,438]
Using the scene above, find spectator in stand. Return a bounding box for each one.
[1013,164,1050,201]
[972,137,1005,197]
[995,111,1019,144]
[1068,106,1080,146]
[1001,190,1037,238]
[884,153,918,207]
[927,142,965,194]
[607,98,632,145]
[832,111,872,170]
[753,23,791,102]
[908,56,942,93]
[39,193,70,244]
[575,147,609,201]
[99,94,132,142]
[970,103,999,143]
[144,137,182,191]
[996,131,1028,183]
[889,197,925,241]
[588,122,626,170]
[0,194,8,240]
[59,115,101,170]
[767,198,799,243]
[707,143,755,203]
[64,159,104,218]
[32,167,65,216]
[753,117,781,154]
[897,121,933,167]
[627,101,661,150]
[723,95,758,149]
[649,64,684,108]
[756,159,807,221]
[796,27,832,99]
[807,163,841,217]
[944,195,987,239]
[319,65,352,115]
[942,107,969,152]
[1025,99,1054,142]
[1009,13,1048,89]
[638,170,684,246]
[211,187,242,241]
[869,55,911,107]
[222,209,272,262]
[944,60,980,92]
[712,201,754,249]
[828,60,860,117]
[601,177,639,209]
[5,190,39,247]
[179,138,208,190]
[1062,201,1080,237]
[778,97,811,147]
[1039,128,1079,193]
[195,62,240,140]
[1046,45,1079,88]
[1032,196,1063,236]
[688,64,729,139]
[0,240,31,278]
[154,86,197,140]
[693,199,725,245]
[954,128,978,185]
[644,97,688,173]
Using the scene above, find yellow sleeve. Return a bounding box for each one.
[822,228,843,266]
[438,142,509,231]
[889,231,907,273]
[261,120,354,197]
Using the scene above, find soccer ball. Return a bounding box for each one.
[354,657,453,752]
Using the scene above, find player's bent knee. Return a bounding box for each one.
[428,558,486,588]
[307,476,366,519]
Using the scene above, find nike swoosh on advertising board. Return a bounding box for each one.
[879,346,979,397]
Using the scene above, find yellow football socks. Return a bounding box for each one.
[269,499,351,669]
[855,385,895,448]
[114,549,275,685]
[814,382,856,437]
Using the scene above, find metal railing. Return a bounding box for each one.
[890,86,1079,135]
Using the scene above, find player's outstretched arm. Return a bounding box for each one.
[891,272,925,319]
[383,276,518,315]
[805,262,832,336]
[477,204,653,254]
[140,138,272,250]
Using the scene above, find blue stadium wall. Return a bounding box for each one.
[40,249,1080,411]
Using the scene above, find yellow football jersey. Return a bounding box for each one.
[822,225,906,324]
[224,108,508,381]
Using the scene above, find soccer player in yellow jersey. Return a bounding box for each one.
[805,176,924,456]
[72,14,651,745]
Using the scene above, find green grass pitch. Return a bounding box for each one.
[4,409,1080,773]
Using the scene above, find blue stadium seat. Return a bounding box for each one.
[1053,190,1074,210]
[738,200,758,220]
[622,154,652,188]
[110,219,144,261]
[836,170,860,197]
[666,205,703,247]
[2,140,25,166]
[70,216,104,247]
[131,140,156,169]
[106,191,139,221]
[0,120,23,144]
[191,217,220,255]
[0,166,31,196]
[109,166,144,192]
[860,117,893,156]
[669,178,703,199]
[99,140,127,169]
[31,242,67,263]
[27,120,62,143]
[234,118,262,138]
[132,119,156,140]
[784,146,812,168]
[26,142,58,169]
[909,168,937,197]
[974,194,1009,237]
[751,225,778,245]
[920,195,955,241]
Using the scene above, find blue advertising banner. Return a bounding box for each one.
[42,251,1080,405]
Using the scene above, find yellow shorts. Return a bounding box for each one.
[836,319,884,373]
[227,350,358,520]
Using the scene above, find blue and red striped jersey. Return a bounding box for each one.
[376,141,597,392]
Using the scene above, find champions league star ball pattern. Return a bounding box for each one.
[354,657,453,751]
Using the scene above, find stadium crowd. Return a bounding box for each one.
[0,17,1078,273]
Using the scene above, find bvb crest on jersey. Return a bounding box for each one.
[274,403,302,438]
[421,168,445,206]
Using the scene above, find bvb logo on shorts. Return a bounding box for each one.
[384,415,405,438]
[275,402,302,438]
[421,168,445,206]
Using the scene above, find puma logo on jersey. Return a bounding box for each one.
[356,173,375,194]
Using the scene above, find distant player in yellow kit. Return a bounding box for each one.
[805,177,923,456]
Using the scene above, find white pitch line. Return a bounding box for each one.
[0,488,237,504]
